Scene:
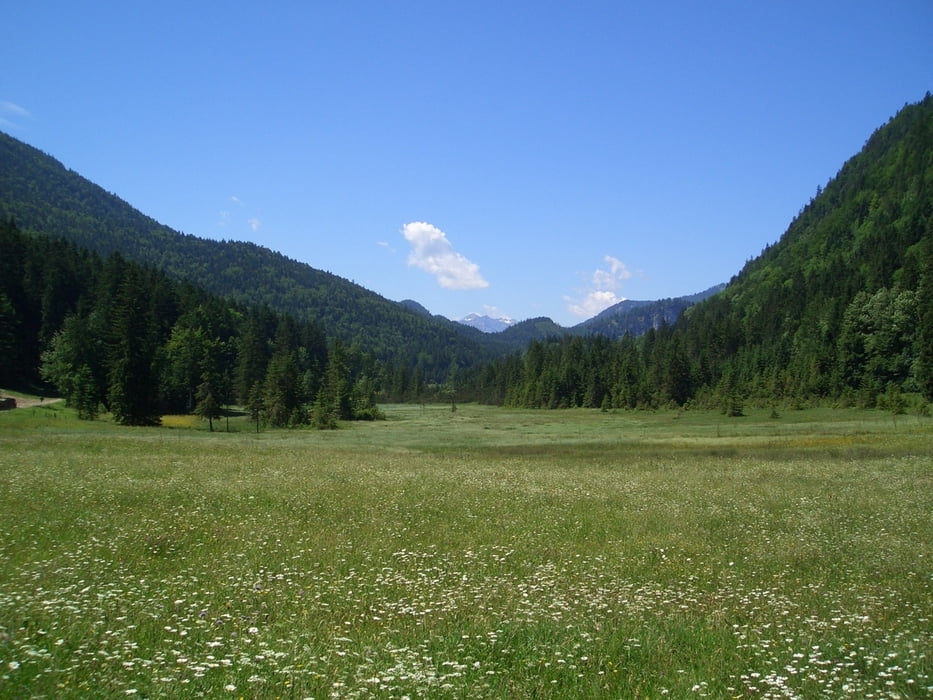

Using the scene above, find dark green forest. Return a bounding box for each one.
[465,95,933,410]
[2,94,932,422]
[0,219,392,426]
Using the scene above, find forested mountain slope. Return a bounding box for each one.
[676,93,933,403]
[468,95,933,408]
[0,217,389,425]
[0,132,490,380]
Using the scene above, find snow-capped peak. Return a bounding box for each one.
[459,312,516,333]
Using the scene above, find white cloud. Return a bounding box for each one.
[0,101,31,129]
[401,221,488,290]
[0,101,30,118]
[230,195,243,206]
[566,290,624,318]
[565,255,632,318]
[247,217,261,232]
[592,255,631,290]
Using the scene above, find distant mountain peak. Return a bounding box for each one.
[398,299,432,317]
[459,312,516,333]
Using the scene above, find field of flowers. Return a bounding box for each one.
[1,403,930,698]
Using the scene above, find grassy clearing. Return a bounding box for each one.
[1,403,930,698]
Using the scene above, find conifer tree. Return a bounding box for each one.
[263,350,301,427]
[313,338,351,428]
[917,241,933,401]
[0,293,17,387]
[107,267,162,425]
[235,306,274,402]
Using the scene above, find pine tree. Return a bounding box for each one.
[0,293,17,387]
[235,307,274,402]
[107,267,162,426]
[313,338,352,428]
[917,240,933,400]
[263,350,301,427]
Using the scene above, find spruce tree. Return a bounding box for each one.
[107,268,162,425]
[917,241,933,401]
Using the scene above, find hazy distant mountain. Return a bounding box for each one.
[465,287,725,347]
[447,286,725,350]
[459,312,516,333]
[573,284,726,339]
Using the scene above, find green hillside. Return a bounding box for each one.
[469,94,933,408]
[0,132,491,380]
[679,93,933,404]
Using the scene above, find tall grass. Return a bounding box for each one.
[1,403,930,698]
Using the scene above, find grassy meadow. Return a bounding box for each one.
[0,400,930,698]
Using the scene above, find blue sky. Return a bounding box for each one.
[2,1,931,326]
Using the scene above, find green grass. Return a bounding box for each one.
[1,403,930,698]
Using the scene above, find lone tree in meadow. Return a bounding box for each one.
[195,376,222,432]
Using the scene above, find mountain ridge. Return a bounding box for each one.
[0,131,497,381]
[571,284,726,338]
[0,128,719,360]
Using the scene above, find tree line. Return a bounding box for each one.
[0,218,385,427]
[461,283,931,411]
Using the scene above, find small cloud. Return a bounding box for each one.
[247,217,261,232]
[377,240,396,254]
[401,221,488,290]
[592,255,631,290]
[230,195,243,206]
[217,210,230,227]
[566,290,625,318]
[1,101,30,118]
[565,255,632,317]
[0,100,31,129]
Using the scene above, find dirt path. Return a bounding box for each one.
[1,393,63,409]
